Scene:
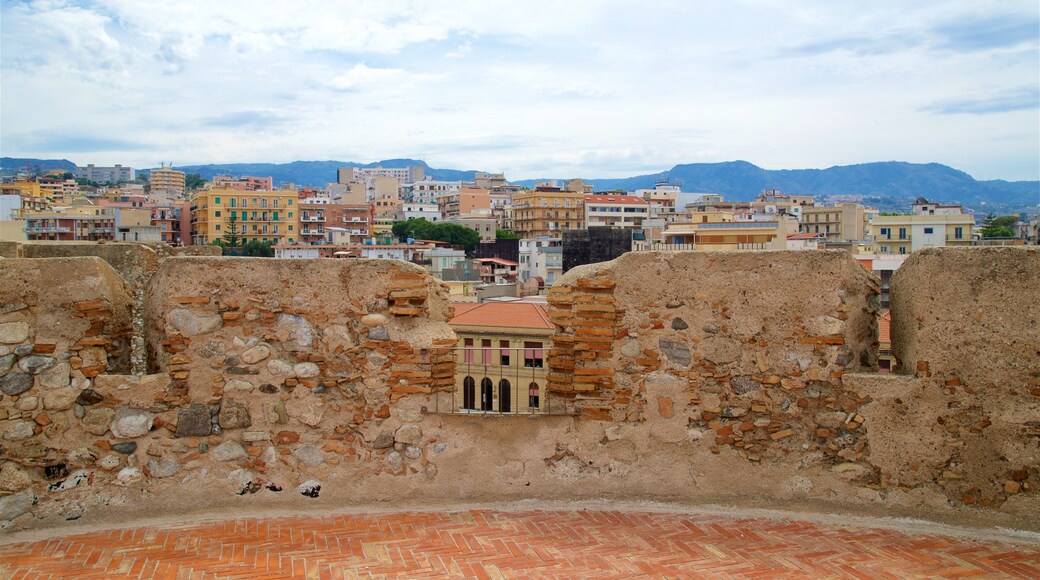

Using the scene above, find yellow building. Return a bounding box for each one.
[451,302,554,413]
[636,214,794,251]
[150,166,186,194]
[0,180,44,201]
[512,188,585,238]
[190,188,298,245]
[800,202,873,242]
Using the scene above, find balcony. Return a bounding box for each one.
[301,215,325,222]
[300,228,325,236]
[24,226,71,234]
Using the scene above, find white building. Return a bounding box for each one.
[584,194,649,228]
[74,164,135,183]
[399,203,443,222]
[519,237,563,286]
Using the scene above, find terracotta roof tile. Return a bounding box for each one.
[450,302,553,330]
[878,310,891,344]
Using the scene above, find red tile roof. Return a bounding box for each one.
[450,302,553,330]
[878,311,891,344]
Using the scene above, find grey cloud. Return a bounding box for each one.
[199,111,290,128]
[920,86,1039,115]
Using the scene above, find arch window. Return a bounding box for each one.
[463,376,476,410]
[499,379,511,413]
[480,378,494,411]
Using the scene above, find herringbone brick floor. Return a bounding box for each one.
[2,509,1038,578]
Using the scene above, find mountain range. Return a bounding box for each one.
[3,157,1037,213]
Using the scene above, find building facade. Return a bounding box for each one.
[191,188,298,245]
[800,202,873,242]
[868,201,974,254]
[451,302,554,414]
[74,164,135,183]
[512,188,585,238]
[150,166,186,194]
[584,194,649,229]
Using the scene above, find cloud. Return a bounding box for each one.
[920,86,1040,115]
[8,133,157,153]
[198,110,290,128]
[932,14,1040,52]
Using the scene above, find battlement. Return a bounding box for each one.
[0,246,1036,532]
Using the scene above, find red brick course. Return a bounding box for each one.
[3,510,1037,578]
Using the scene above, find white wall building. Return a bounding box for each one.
[519,237,563,286]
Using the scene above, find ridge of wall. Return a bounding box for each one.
[0,248,1036,533]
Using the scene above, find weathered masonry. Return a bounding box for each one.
[0,247,1036,532]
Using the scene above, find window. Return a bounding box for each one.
[899,246,907,254]
[499,379,511,413]
[215,224,221,231]
[481,339,492,365]
[880,227,889,237]
[500,340,510,366]
[230,198,237,208]
[955,227,963,239]
[524,341,544,368]
[898,228,907,240]
[214,197,221,204]
[529,382,540,409]
[463,338,474,363]
[463,377,476,410]
[480,378,494,411]
[924,227,933,234]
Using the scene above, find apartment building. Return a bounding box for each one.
[150,166,186,194]
[584,194,649,229]
[211,175,273,191]
[338,165,425,185]
[635,183,680,219]
[751,189,814,219]
[398,203,443,222]
[438,187,491,220]
[451,301,554,413]
[512,188,585,238]
[799,202,874,242]
[190,188,298,245]
[23,206,116,241]
[405,180,460,204]
[868,199,974,254]
[74,164,135,183]
[298,202,371,245]
[518,237,563,286]
[370,176,401,217]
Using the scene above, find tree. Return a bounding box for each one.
[496,229,519,240]
[185,173,206,191]
[242,239,274,257]
[222,212,241,248]
[392,218,482,255]
[981,215,1018,238]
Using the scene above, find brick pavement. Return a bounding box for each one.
[2,509,1039,578]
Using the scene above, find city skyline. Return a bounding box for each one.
[1,0,1038,181]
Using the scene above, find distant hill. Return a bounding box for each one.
[516,161,1039,213]
[170,159,481,186]
[3,156,1036,213]
[0,157,76,172]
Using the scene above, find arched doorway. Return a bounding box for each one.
[463,376,476,410]
[528,382,540,411]
[480,378,494,411]
[499,379,511,413]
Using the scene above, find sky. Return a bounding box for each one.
[1,0,1038,181]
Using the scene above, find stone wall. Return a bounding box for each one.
[0,248,1037,533]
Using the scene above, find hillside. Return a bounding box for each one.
[3,156,1036,213]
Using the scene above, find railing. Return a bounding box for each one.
[432,348,572,415]
[632,241,695,251]
[24,226,71,233]
[301,215,325,222]
[299,228,324,235]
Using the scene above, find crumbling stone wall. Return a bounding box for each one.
[0,258,132,519]
[851,247,1039,512]
[0,249,1036,533]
